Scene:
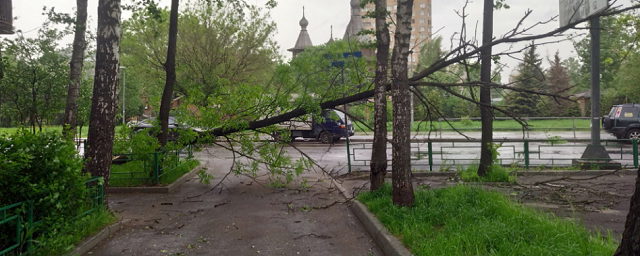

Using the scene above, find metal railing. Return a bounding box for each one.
[0,177,103,255]
[110,145,194,186]
[433,117,591,138]
[347,139,639,172]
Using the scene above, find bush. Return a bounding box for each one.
[459,164,515,183]
[0,131,89,220]
[458,143,516,183]
[0,131,92,252]
[111,124,197,187]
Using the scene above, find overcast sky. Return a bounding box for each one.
[9,0,632,83]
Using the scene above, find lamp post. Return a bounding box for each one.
[409,50,414,130]
[119,66,126,125]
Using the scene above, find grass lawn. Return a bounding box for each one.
[38,207,116,255]
[353,118,593,132]
[110,159,200,187]
[358,184,617,256]
[0,126,112,137]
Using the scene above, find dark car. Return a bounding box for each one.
[602,103,640,140]
[275,109,354,144]
[131,117,201,141]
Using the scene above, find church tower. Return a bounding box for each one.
[327,25,335,44]
[287,7,313,59]
[343,0,367,42]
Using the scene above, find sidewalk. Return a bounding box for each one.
[87,148,381,256]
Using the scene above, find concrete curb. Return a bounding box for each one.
[108,160,207,194]
[66,220,125,256]
[350,201,413,256]
[329,179,413,256]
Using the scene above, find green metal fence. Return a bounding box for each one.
[434,117,591,138]
[0,177,103,255]
[347,139,639,172]
[110,145,194,186]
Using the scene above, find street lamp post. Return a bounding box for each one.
[409,50,414,130]
[119,66,126,125]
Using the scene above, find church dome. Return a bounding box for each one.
[299,15,309,28]
[350,0,359,8]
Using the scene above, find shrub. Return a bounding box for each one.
[458,143,516,183]
[111,124,197,186]
[460,116,473,126]
[0,131,89,220]
[0,131,91,251]
[459,164,515,183]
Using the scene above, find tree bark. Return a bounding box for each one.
[614,167,640,256]
[370,0,390,191]
[158,0,179,147]
[85,0,122,192]
[390,0,414,207]
[478,0,494,176]
[62,0,88,140]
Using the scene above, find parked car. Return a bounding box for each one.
[602,103,640,140]
[275,109,354,144]
[131,116,202,141]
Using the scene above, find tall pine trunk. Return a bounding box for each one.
[614,167,640,255]
[158,0,179,147]
[390,0,414,207]
[370,0,390,191]
[85,0,122,192]
[478,0,494,176]
[62,0,88,140]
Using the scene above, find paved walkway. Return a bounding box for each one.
[88,148,381,256]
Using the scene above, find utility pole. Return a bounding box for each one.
[120,66,126,124]
[409,50,414,130]
[558,0,612,165]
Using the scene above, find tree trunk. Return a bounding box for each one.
[390,0,414,207]
[370,0,390,191]
[62,0,88,140]
[158,0,179,147]
[85,0,122,192]
[614,167,640,255]
[478,0,494,176]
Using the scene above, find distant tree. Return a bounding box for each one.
[503,44,545,117]
[0,22,70,132]
[561,56,581,89]
[120,2,278,110]
[415,36,445,71]
[543,51,574,117]
[158,0,179,146]
[62,0,88,139]
[573,15,638,91]
[614,51,640,104]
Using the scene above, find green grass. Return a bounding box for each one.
[110,159,200,187]
[159,159,200,184]
[458,164,517,183]
[0,126,90,136]
[353,118,593,132]
[358,184,617,256]
[36,207,116,256]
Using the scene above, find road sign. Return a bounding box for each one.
[559,0,608,27]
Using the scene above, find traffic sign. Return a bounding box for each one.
[559,0,608,27]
